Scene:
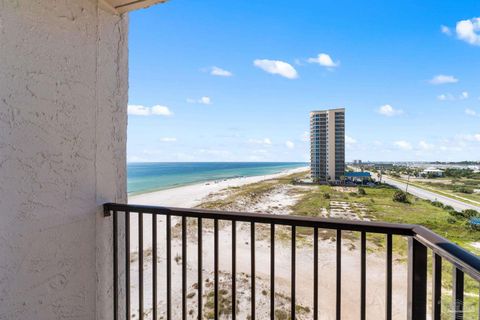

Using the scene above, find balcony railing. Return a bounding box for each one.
[104,203,480,320]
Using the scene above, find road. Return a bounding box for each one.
[377,175,480,212]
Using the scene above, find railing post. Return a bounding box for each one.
[452,267,464,320]
[407,238,427,320]
[432,254,442,320]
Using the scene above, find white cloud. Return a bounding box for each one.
[128,104,151,116]
[345,135,357,145]
[199,96,211,104]
[151,105,173,116]
[465,108,477,116]
[160,137,177,142]
[187,96,212,105]
[456,17,480,46]
[437,91,469,101]
[394,140,413,150]
[248,138,272,145]
[378,104,403,117]
[476,134,480,142]
[253,59,298,79]
[307,53,340,68]
[210,66,233,77]
[441,25,452,35]
[285,140,295,149]
[419,140,434,150]
[461,134,480,142]
[128,104,173,116]
[437,93,454,101]
[459,91,469,99]
[429,75,459,85]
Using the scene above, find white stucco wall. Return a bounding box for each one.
[0,1,127,319]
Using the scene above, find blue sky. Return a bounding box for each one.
[127,0,480,162]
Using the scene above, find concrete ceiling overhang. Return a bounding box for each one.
[101,0,168,14]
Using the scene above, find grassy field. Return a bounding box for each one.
[292,184,479,253]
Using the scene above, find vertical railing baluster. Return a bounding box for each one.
[432,254,442,320]
[336,229,342,320]
[232,221,236,320]
[360,231,366,320]
[139,213,144,320]
[408,238,427,320]
[166,215,171,320]
[251,222,256,320]
[198,218,203,320]
[125,211,130,320]
[386,234,393,320]
[453,267,464,320]
[291,225,296,320]
[314,227,318,320]
[270,224,275,320]
[152,214,157,320]
[182,216,187,320]
[113,211,118,320]
[214,219,219,320]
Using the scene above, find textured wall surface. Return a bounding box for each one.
[0,1,127,319]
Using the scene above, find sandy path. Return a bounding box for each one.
[125,168,409,319]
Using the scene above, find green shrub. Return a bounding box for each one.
[448,209,479,220]
[444,205,455,212]
[274,309,289,320]
[462,209,479,219]
[449,210,464,219]
[431,201,444,208]
[447,217,457,224]
[392,191,409,203]
[455,186,474,194]
[469,223,480,231]
[323,193,330,199]
[358,188,366,196]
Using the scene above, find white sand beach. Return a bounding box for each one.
[129,166,310,207]
[126,167,408,319]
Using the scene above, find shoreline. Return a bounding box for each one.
[128,166,309,207]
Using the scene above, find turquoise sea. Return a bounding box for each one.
[127,162,308,195]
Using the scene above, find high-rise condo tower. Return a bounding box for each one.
[310,108,345,183]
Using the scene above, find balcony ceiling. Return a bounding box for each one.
[102,0,168,14]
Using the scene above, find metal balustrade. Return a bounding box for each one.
[104,203,480,320]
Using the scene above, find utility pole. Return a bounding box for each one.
[405,167,411,193]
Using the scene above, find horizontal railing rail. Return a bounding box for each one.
[104,202,480,320]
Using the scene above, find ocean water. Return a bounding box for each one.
[127,162,308,195]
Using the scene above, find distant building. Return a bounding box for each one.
[422,167,444,177]
[345,171,371,182]
[369,163,394,170]
[310,108,345,183]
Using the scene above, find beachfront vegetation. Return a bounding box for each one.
[197,171,480,315]
[199,171,479,252]
[411,177,480,203]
